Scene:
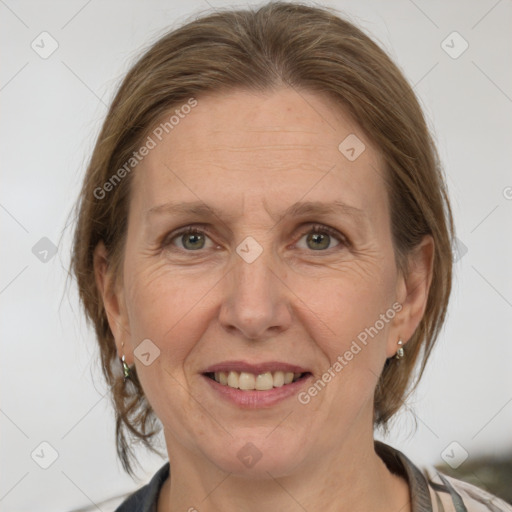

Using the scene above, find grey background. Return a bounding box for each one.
[1,0,511,510]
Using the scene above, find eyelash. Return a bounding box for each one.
[162,223,349,253]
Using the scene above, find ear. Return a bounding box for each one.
[93,241,133,364]
[386,235,435,358]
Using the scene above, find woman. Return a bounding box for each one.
[70,2,512,511]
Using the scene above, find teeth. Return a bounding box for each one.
[273,371,285,387]
[227,371,239,388]
[255,372,273,390]
[211,370,304,390]
[239,372,255,390]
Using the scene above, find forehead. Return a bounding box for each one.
[131,88,386,221]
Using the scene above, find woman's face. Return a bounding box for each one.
[98,88,431,476]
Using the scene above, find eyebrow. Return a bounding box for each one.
[145,199,366,225]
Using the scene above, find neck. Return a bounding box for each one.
[158,427,411,512]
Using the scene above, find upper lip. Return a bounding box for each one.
[202,360,310,375]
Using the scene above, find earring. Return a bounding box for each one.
[121,354,131,380]
[395,339,404,360]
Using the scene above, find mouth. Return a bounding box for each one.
[203,370,311,391]
[201,361,313,408]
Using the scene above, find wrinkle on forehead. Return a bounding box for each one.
[131,87,387,234]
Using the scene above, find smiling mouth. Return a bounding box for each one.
[204,370,311,391]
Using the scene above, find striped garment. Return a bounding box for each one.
[375,441,512,511]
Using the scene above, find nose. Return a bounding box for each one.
[218,246,292,341]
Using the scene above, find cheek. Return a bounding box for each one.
[122,260,219,431]
[123,258,222,367]
[295,261,396,350]
[297,270,397,419]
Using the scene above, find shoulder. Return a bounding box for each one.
[115,462,170,512]
[375,441,511,512]
[422,466,512,512]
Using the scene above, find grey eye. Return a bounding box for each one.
[296,229,342,251]
[306,232,332,250]
[180,232,206,250]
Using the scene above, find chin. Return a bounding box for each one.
[206,435,306,478]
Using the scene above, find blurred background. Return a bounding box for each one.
[1,0,511,510]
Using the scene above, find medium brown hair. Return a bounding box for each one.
[70,1,454,475]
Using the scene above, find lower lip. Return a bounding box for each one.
[202,374,312,408]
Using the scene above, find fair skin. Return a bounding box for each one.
[95,87,433,512]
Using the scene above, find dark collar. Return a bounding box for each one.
[375,440,433,512]
[115,462,169,512]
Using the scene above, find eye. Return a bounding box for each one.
[295,224,346,251]
[166,226,215,251]
[163,223,347,253]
